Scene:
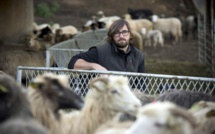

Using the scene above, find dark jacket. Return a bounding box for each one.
[68,42,145,73]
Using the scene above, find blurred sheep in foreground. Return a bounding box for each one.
[0,74,49,134]
[155,90,215,109]
[95,102,197,134]
[189,101,215,134]
[65,75,141,134]
[27,73,84,134]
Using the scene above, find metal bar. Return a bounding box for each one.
[16,66,23,84]
[16,66,215,82]
[46,50,50,67]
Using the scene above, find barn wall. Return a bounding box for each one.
[0,0,33,45]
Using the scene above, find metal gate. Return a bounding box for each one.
[17,66,215,97]
[197,0,215,77]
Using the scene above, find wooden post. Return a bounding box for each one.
[0,0,33,46]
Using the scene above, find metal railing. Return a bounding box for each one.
[197,1,215,77]
[17,66,215,97]
[46,29,108,68]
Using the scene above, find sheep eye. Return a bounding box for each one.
[38,83,44,89]
[111,89,118,94]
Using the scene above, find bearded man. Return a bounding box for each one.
[68,19,145,73]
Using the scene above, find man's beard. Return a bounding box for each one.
[114,38,129,48]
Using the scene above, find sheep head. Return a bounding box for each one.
[88,75,141,116]
[127,102,196,134]
[0,74,31,123]
[29,73,84,110]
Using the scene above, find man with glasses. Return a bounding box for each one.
[68,19,145,73]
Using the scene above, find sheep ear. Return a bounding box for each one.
[206,109,215,117]
[0,85,8,93]
[170,107,198,129]
[89,77,109,92]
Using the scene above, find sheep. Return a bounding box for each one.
[183,15,197,40]
[95,102,197,134]
[189,101,215,134]
[155,90,215,109]
[0,118,49,134]
[33,23,51,32]
[25,33,55,51]
[144,29,164,47]
[118,89,158,122]
[125,18,153,37]
[127,8,153,20]
[58,25,79,36]
[0,74,49,134]
[0,70,5,75]
[66,75,141,134]
[0,74,32,123]
[98,16,121,29]
[95,11,121,29]
[131,31,143,51]
[0,50,54,80]
[27,73,84,134]
[152,15,182,44]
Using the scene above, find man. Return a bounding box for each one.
[68,19,145,73]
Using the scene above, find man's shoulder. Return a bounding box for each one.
[96,42,111,49]
[130,45,143,55]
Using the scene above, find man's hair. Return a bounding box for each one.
[107,19,132,43]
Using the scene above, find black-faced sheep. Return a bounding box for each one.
[66,75,141,134]
[0,74,49,134]
[127,8,153,20]
[27,73,84,134]
[0,74,32,122]
[155,90,215,109]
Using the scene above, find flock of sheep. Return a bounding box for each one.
[0,9,197,79]
[0,71,214,134]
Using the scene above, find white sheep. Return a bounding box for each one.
[127,19,153,41]
[95,102,197,134]
[64,75,141,134]
[152,15,182,44]
[27,73,84,134]
[144,29,164,47]
[58,25,79,35]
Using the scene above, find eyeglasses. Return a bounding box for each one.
[114,30,130,37]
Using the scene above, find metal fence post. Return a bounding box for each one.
[16,66,22,84]
[46,50,51,67]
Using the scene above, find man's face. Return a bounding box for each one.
[113,24,130,49]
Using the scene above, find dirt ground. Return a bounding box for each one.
[2,0,211,77]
